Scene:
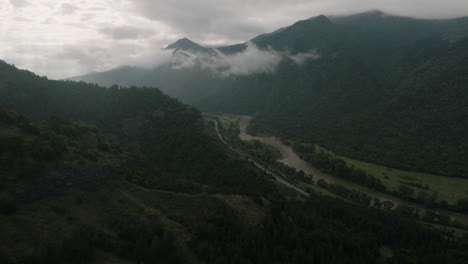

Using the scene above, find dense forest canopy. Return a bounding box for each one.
[1,60,468,263]
[0,60,277,195]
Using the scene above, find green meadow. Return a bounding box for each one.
[319,146,468,204]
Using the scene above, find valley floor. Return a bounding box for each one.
[208,113,468,230]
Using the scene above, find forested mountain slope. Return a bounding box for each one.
[0,107,274,263]
[246,36,468,178]
[2,61,468,263]
[0,60,273,195]
[1,112,467,263]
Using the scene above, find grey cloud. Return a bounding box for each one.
[41,17,57,25]
[128,0,284,43]
[57,45,97,68]
[2,44,99,79]
[14,16,33,22]
[81,13,96,21]
[60,3,79,15]
[128,0,468,46]
[99,26,155,40]
[9,0,29,8]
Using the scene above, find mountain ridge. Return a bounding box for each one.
[66,11,468,177]
[165,37,212,53]
[162,10,468,56]
[2,37,468,263]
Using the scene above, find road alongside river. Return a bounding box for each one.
[210,118,309,196]
[237,115,468,225]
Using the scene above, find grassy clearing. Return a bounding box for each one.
[317,146,468,204]
[217,114,240,130]
[204,113,239,131]
[210,113,468,205]
[214,194,269,226]
[204,113,243,143]
[424,223,468,238]
[300,182,347,200]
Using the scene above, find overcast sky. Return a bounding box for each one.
[1,0,467,79]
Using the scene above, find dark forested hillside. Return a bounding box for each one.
[0,60,275,195]
[247,36,468,178]
[2,61,468,263]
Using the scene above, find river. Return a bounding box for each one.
[238,115,468,225]
[240,116,390,195]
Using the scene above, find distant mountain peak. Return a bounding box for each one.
[169,37,196,46]
[291,14,333,29]
[308,14,332,24]
[165,38,210,53]
[329,9,408,25]
[348,9,398,19]
[364,9,385,15]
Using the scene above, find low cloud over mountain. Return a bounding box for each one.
[2,0,468,78]
[169,42,320,76]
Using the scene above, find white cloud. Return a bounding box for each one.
[99,26,155,40]
[170,43,320,76]
[288,50,320,65]
[0,0,178,79]
[59,3,79,15]
[202,44,283,76]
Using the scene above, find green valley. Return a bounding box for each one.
[2,6,468,264]
[73,11,468,179]
[2,60,468,263]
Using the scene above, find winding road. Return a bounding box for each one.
[210,118,309,196]
[209,115,468,225]
[238,116,400,198]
